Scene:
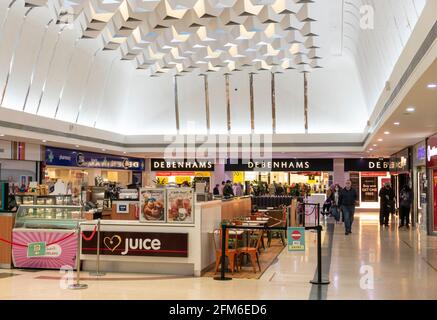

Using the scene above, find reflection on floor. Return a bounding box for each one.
[0,273,18,279]
[1,212,437,300]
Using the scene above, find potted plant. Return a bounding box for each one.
[153,178,166,188]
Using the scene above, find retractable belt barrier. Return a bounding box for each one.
[0,225,97,248]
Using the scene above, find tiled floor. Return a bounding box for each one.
[1,212,437,300]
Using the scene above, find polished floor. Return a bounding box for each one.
[1,212,437,300]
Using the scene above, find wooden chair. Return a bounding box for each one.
[213,229,238,274]
[266,207,287,247]
[237,230,263,273]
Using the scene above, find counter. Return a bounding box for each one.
[80,197,251,276]
[0,211,15,269]
[81,220,199,275]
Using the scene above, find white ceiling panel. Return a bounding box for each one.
[229,71,250,134]
[253,70,272,134]
[76,52,117,127]
[2,8,50,111]
[275,70,305,134]
[36,29,77,118]
[178,73,207,134]
[122,71,177,135]
[207,72,227,134]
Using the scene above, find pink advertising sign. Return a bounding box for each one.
[12,230,77,269]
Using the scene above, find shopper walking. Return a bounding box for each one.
[322,186,333,215]
[223,180,234,198]
[339,180,358,235]
[379,182,395,227]
[330,184,342,223]
[233,183,243,197]
[269,182,277,195]
[219,181,225,195]
[399,184,413,228]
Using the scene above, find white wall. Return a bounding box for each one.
[0,140,12,159]
[0,159,37,185]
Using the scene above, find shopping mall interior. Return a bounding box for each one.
[0,0,436,303]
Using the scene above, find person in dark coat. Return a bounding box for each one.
[213,184,220,196]
[7,193,18,212]
[379,182,395,227]
[223,180,234,198]
[399,184,413,228]
[339,180,358,235]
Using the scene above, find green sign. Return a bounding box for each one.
[27,242,46,257]
[287,227,305,251]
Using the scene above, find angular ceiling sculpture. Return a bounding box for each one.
[32,0,322,76]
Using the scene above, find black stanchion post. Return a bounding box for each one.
[302,203,306,227]
[214,223,232,281]
[310,225,330,285]
[317,203,320,226]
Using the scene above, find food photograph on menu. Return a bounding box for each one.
[166,188,194,224]
[139,188,166,222]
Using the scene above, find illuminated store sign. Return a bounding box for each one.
[45,147,145,171]
[428,145,437,162]
[151,159,215,171]
[344,158,390,172]
[427,134,437,168]
[81,231,188,257]
[225,159,333,172]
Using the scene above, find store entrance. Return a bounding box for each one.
[392,173,410,209]
[237,171,331,196]
[416,167,427,229]
[433,169,437,232]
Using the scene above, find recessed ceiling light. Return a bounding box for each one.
[384,131,390,135]
[102,149,106,152]
[369,148,374,151]
[378,138,383,142]
[42,140,47,143]
[75,145,80,148]
[0,134,4,137]
[123,152,127,154]
[394,122,400,126]
[406,107,415,113]
[427,83,437,89]
[373,144,377,147]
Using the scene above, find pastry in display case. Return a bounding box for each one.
[14,194,73,206]
[12,205,84,269]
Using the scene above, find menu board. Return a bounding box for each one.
[139,188,166,222]
[166,188,194,224]
[361,177,378,202]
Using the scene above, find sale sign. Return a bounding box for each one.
[287,227,305,251]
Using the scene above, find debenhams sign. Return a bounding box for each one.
[225,159,334,172]
[151,159,215,171]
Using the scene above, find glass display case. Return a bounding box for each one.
[14,195,73,206]
[14,205,84,230]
